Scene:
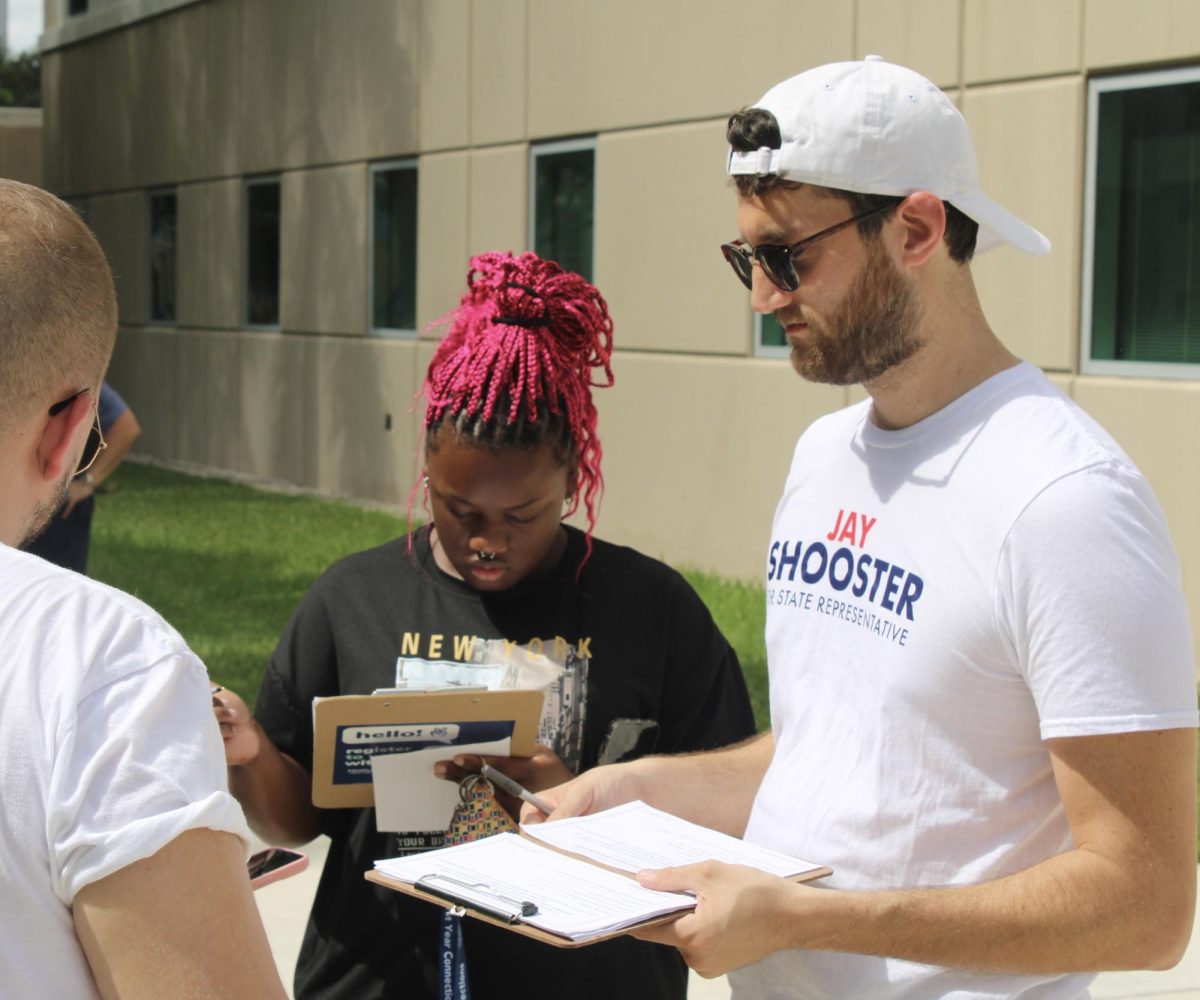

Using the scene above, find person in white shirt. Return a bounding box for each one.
[0,178,286,1000]
[527,57,1198,1000]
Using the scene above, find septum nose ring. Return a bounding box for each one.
[478,549,497,562]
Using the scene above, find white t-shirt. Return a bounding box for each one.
[0,544,251,999]
[731,363,1197,1000]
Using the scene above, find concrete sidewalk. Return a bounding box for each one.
[254,837,1200,999]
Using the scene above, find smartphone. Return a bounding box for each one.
[247,847,309,889]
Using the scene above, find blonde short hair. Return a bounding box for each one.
[0,179,117,430]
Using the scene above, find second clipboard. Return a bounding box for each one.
[311,689,544,809]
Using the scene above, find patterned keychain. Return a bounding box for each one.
[443,773,516,845]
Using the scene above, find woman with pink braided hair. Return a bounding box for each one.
[418,250,613,580]
[215,252,755,1000]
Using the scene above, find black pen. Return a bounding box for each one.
[480,762,555,816]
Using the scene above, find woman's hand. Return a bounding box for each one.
[212,687,262,767]
[434,743,573,817]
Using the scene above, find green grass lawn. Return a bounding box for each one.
[90,463,773,726]
[91,464,419,701]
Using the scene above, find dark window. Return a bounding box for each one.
[532,142,594,281]
[246,180,281,327]
[758,313,787,353]
[1088,69,1200,368]
[68,0,88,15]
[149,191,177,324]
[372,164,418,332]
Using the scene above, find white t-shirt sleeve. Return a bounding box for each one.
[46,636,251,905]
[996,460,1198,739]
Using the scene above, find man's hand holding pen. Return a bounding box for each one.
[518,758,648,825]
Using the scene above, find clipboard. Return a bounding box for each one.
[365,844,830,947]
[366,806,833,947]
[364,862,687,948]
[312,689,544,808]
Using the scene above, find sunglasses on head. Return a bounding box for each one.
[720,200,901,292]
[48,388,108,478]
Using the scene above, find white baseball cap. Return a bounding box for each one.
[726,55,1050,256]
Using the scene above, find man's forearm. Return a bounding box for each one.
[640,729,1196,980]
[541,731,774,834]
[631,731,775,836]
[780,843,1192,973]
[773,729,1197,974]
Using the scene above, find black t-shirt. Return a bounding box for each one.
[255,525,756,1000]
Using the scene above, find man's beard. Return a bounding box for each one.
[17,470,72,549]
[780,237,924,386]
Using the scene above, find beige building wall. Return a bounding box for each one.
[42,0,1200,663]
[0,108,43,186]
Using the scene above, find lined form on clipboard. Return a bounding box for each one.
[368,800,831,945]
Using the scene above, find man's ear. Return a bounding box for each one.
[894,192,946,269]
[37,392,93,483]
[566,464,579,502]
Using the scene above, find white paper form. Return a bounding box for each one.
[521,800,824,878]
[374,833,695,940]
[370,738,510,832]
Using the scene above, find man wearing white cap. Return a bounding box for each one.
[529,57,1198,998]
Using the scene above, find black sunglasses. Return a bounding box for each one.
[720,200,901,292]
[48,388,108,477]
